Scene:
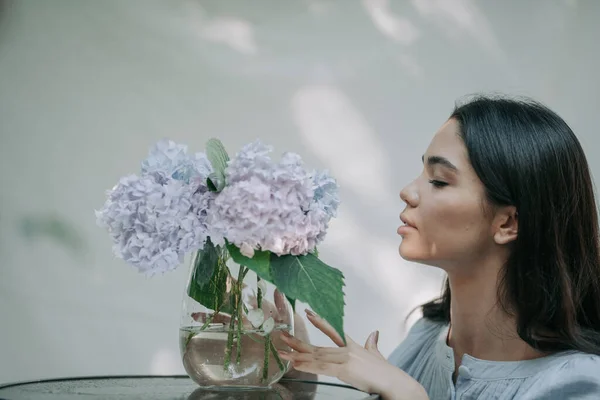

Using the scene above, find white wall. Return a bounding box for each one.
[0,0,598,384]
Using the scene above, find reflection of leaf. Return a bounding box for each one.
[193,238,220,288]
[188,247,234,314]
[18,214,85,256]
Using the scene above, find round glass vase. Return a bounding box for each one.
[179,245,294,389]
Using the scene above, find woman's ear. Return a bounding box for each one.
[493,206,518,245]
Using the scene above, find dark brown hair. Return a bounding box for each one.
[421,95,600,354]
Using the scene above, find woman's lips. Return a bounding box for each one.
[398,214,417,235]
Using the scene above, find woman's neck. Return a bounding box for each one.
[446,261,544,365]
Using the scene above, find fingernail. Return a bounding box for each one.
[281,330,292,338]
[305,309,317,317]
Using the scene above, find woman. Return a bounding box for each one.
[277,95,600,399]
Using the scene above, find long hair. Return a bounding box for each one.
[420,95,600,355]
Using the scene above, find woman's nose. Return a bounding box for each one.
[400,182,419,207]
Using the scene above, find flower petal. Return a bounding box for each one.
[240,242,255,258]
[247,309,265,328]
[260,317,275,336]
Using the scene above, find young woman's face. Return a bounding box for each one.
[398,119,496,270]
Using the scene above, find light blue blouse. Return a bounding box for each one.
[387,318,600,399]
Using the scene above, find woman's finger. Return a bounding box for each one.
[364,331,377,350]
[191,311,252,328]
[280,331,316,353]
[191,312,231,325]
[274,289,291,322]
[278,349,347,364]
[305,309,355,347]
[364,330,386,360]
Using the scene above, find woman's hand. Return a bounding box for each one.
[277,310,429,400]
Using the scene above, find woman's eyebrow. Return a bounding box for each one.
[422,154,459,172]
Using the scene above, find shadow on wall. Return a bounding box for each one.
[0,209,87,260]
[17,213,87,257]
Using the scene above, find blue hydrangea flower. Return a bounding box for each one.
[311,169,340,218]
[141,139,212,184]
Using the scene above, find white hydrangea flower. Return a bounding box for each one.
[95,173,213,275]
[208,140,334,256]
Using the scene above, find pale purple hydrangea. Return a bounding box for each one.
[224,140,275,184]
[96,172,214,275]
[141,139,212,184]
[98,138,340,273]
[207,140,338,256]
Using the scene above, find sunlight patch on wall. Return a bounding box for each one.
[290,84,393,206]
[363,0,420,46]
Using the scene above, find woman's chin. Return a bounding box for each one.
[398,241,425,262]
[398,242,416,260]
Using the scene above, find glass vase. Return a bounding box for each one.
[179,242,294,389]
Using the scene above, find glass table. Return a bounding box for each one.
[0,375,380,400]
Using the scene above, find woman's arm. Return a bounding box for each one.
[379,373,429,400]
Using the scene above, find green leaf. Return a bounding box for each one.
[207,171,225,192]
[270,253,345,344]
[226,242,273,283]
[206,176,218,192]
[206,139,229,192]
[187,247,233,314]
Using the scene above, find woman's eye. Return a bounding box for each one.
[429,180,448,188]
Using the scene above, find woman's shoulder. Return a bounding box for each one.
[521,352,600,398]
[534,350,600,378]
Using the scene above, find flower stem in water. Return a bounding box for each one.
[257,276,263,309]
[262,334,271,382]
[223,264,245,372]
[270,338,286,372]
[223,309,236,372]
[235,267,247,364]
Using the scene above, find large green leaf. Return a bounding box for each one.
[187,247,233,314]
[226,242,273,283]
[206,138,229,192]
[270,253,345,343]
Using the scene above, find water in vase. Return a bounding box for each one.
[179,323,292,388]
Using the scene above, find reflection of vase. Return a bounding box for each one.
[179,243,294,389]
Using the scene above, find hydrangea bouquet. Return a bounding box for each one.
[96,138,345,387]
